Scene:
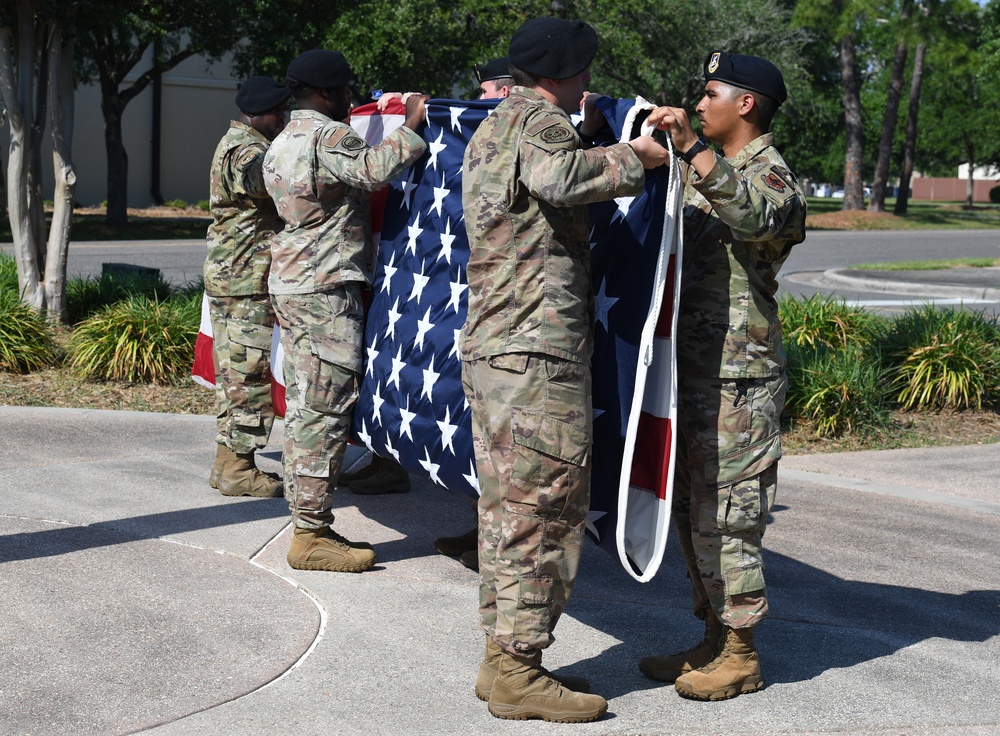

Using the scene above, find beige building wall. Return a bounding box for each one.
[2,47,242,207]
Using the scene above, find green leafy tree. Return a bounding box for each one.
[76,1,249,226]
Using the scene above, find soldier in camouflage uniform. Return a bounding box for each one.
[262,49,427,573]
[205,76,291,499]
[461,17,669,723]
[640,51,806,701]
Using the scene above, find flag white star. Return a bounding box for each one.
[365,342,380,378]
[430,173,450,219]
[448,271,467,314]
[589,224,598,251]
[610,195,636,224]
[380,252,398,295]
[593,407,605,421]
[399,165,418,211]
[386,298,402,341]
[427,128,448,171]
[449,328,461,360]
[414,307,435,351]
[450,106,467,131]
[408,260,430,304]
[437,405,459,455]
[594,277,619,331]
[586,509,608,539]
[388,345,405,390]
[385,436,400,463]
[463,460,480,494]
[438,218,456,264]
[356,420,373,450]
[421,355,440,402]
[399,395,416,442]
[419,446,443,486]
[372,383,385,428]
[406,213,424,256]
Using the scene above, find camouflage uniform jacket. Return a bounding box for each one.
[204,121,282,297]
[679,133,806,378]
[263,109,427,295]
[461,87,645,363]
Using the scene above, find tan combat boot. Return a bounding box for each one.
[209,444,235,489]
[347,455,411,495]
[434,526,478,557]
[476,636,591,702]
[674,626,763,701]
[487,649,607,722]
[218,452,283,498]
[286,526,376,572]
[638,610,724,682]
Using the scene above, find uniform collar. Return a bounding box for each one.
[290,108,336,124]
[510,86,571,120]
[230,119,268,142]
[725,132,775,169]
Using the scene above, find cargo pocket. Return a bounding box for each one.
[226,319,273,383]
[304,335,359,416]
[724,563,766,597]
[508,407,589,518]
[513,574,553,642]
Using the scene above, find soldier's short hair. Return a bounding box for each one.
[509,63,538,89]
[724,84,779,132]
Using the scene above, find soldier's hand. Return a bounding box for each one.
[647,105,699,154]
[403,93,429,132]
[628,134,671,170]
[376,92,404,111]
[579,92,609,138]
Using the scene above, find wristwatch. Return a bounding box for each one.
[678,137,709,164]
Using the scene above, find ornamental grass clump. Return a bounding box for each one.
[65,270,174,325]
[784,341,895,438]
[0,252,19,294]
[67,294,200,384]
[879,305,1000,411]
[0,293,62,373]
[778,293,880,350]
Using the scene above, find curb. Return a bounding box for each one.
[823,268,1000,301]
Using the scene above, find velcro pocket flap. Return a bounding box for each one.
[510,407,588,467]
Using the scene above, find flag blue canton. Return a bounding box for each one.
[351,99,495,497]
[351,97,673,566]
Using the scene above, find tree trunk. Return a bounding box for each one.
[0,8,44,309]
[894,42,926,217]
[965,141,975,209]
[870,0,912,213]
[840,34,865,211]
[103,98,129,226]
[44,26,76,323]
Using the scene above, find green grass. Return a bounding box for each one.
[850,258,1000,271]
[0,213,209,241]
[65,270,175,326]
[0,292,62,372]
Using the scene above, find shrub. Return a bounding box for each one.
[990,185,1000,204]
[779,293,881,350]
[784,341,895,438]
[65,270,173,325]
[0,294,62,373]
[196,199,210,211]
[0,252,19,295]
[163,199,188,209]
[879,305,1000,410]
[67,294,200,384]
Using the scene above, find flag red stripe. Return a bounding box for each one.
[654,255,676,338]
[628,412,672,500]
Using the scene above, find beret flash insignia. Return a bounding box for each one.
[708,52,721,74]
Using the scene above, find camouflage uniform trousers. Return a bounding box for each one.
[208,294,276,455]
[271,286,363,529]
[672,373,787,629]
[461,352,592,657]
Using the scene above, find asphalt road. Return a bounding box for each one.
[4,228,1000,313]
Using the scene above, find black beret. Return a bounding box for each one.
[703,50,787,105]
[475,57,511,84]
[286,49,353,89]
[508,17,598,80]
[235,76,291,114]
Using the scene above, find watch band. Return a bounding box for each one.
[678,137,708,164]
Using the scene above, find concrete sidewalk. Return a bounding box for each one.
[1,406,998,735]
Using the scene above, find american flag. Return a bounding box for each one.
[193,98,683,580]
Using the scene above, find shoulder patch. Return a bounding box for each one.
[235,146,264,171]
[762,168,788,193]
[540,125,574,144]
[341,135,366,151]
[321,127,366,154]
